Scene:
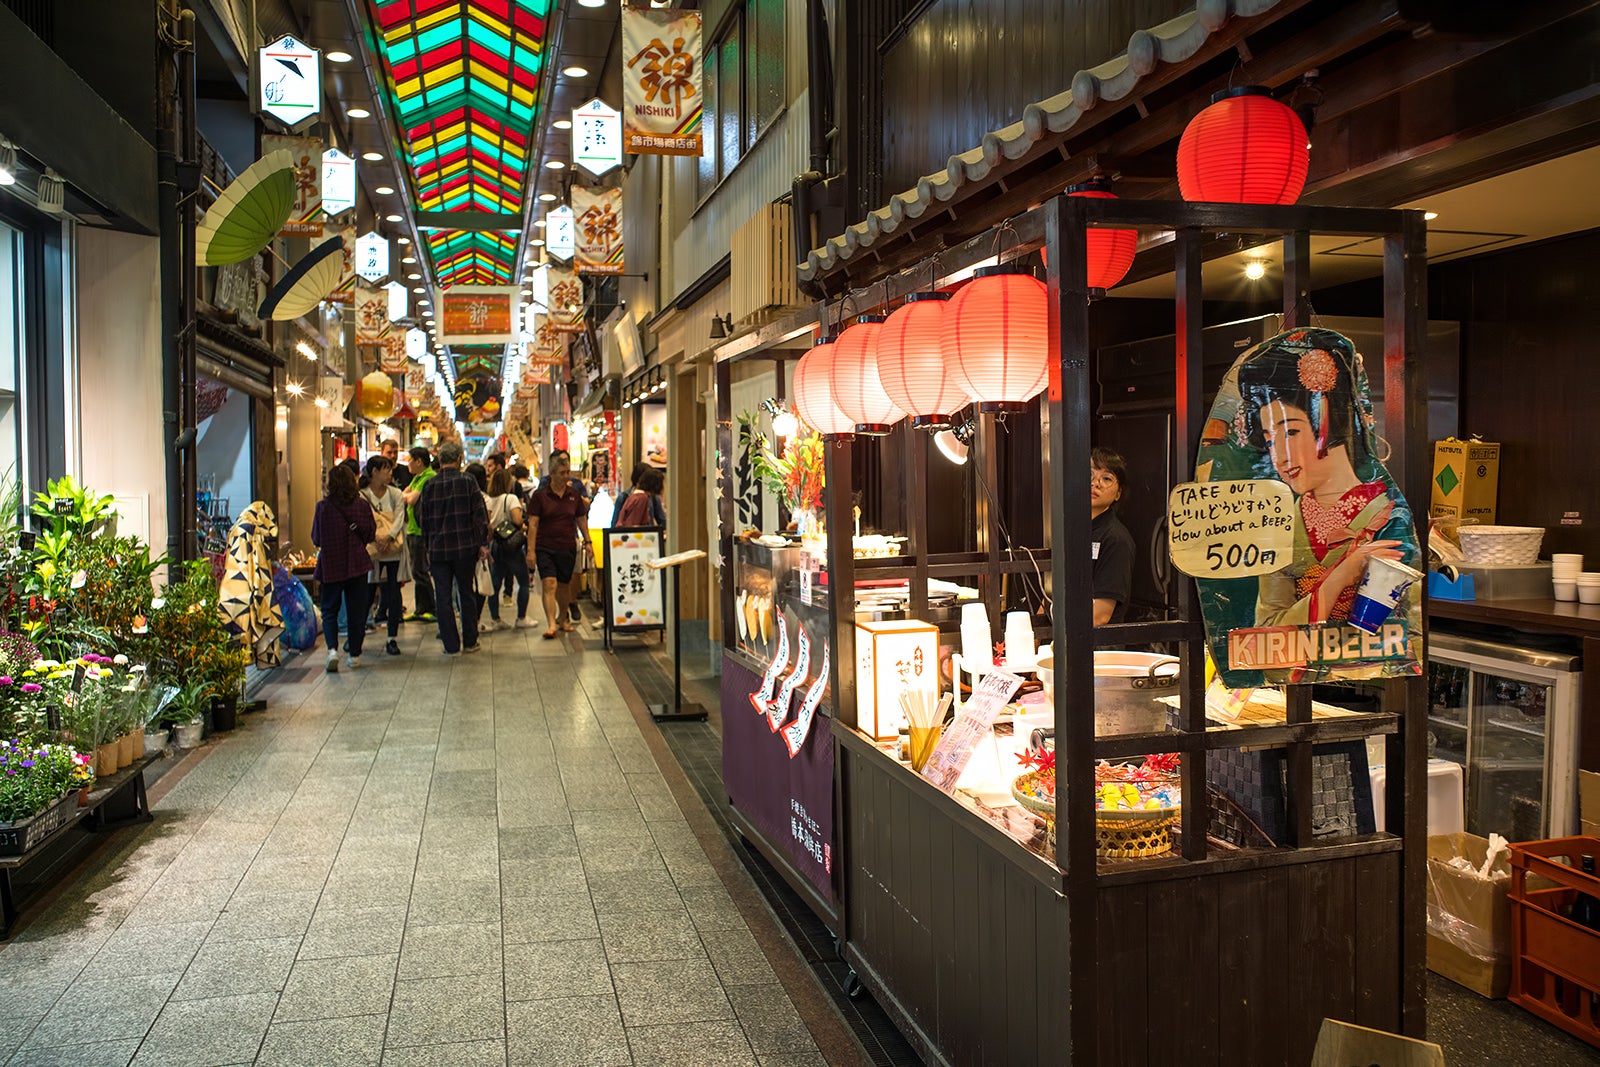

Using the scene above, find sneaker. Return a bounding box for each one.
[347,655,363,669]
[403,612,421,622]
[462,643,482,655]
[514,618,535,629]
[325,651,339,673]
[386,640,401,656]
[365,622,377,633]
[442,648,459,656]
[419,612,436,622]
[568,603,581,622]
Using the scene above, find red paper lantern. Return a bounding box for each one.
[941,266,1050,413]
[876,293,967,429]
[1066,183,1137,291]
[1177,87,1309,205]
[793,336,855,437]
[829,317,903,435]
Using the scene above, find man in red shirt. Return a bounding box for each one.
[525,453,590,640]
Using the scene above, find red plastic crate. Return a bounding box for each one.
[1508,835,1600,1048]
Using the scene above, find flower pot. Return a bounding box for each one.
[131,729,145,760]
[211,696,238,732]
[95,742,120,776]
[143,728,169,755]
[77,785,90,808]
[173,719,203,750]
[117,731,136,767]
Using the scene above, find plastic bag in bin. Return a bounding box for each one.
[1427,832,1512,997]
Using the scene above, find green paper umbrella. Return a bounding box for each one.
[258,236,346,321]
[195,149,296,266]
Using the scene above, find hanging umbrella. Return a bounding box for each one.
[195,149,296,266]
[258,235,346,321]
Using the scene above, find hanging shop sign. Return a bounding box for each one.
[260,134,323,235]
[572,98,624,177]
[604,529,665,631]
[380,332,408,373]
[327,224,356,305]
[404,362,428,400]
[384,280,408,322]
[453,376,502,422]
[573,186,623,275]
[546,206,577,261]
[257,35,321,131]
[523,365,552,385]
[621,6,703,156]
[354,286,387,345]
[1190,327,1424,688]
[318,375,345,428]
[437,285,519,344]
[354,231,389,282]
[530,263,549,311]
[405,327,428,359]
[321,149,356,217]
[547,267,585,333]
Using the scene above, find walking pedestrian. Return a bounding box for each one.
[416,441,490,655]
[526,453,589,639]
[362,455,408,656]
[483,469,533,630]
[382,438,411,489]
[402,446,437,622]
[312,464,376,671]
[615,465,666,528]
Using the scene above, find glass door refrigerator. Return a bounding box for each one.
[1427,632,1584,841]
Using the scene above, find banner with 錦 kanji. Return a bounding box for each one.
[573,186,623,276]
[328,224,355,304]
[355,285,386,345]
[622,7,703,156]
[261,135,323,235]
[547,267,585,332]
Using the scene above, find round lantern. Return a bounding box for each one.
[830,316,903,435]
[876,293,967,429]
[941,266,1050,414]
[792,336,855,437]
[358,370,394,420]
[1066,182,1137,292]
[1177,86,1309,205]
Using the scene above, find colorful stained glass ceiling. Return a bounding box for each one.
[367,0,548,291]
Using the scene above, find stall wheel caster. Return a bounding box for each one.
[840,966,864,999]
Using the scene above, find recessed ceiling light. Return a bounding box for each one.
[412,286,424,293]
[327,50,354,63]
[385,213,402,222]
[528,238,545,247]
[553,119,573,130]
[397,236,411,245]
[579,0,605,7]
[362,151,383,161]
[545,160,565,170]
[1424,211,1439,221]
[562,66,589,78]
[533,220,547,228]
[348,107,371,119]
[539,193,557,202]
[419,299,429,306]
[407,273,422,281]
[375,185,395,195]
[1244,260,1267,281]
[521,290,533,298]
[402,256,418,265]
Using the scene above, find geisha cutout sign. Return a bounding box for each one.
[1180,328,1423,688]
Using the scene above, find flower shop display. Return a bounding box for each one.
[0,740,93,855]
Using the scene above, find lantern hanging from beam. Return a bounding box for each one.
[941,266,1049,414]
[830,317,904,435]
[1176,87,1309,205]
[793,336,855,438]
[876,293,968,430]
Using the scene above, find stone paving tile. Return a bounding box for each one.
[597,908,707,964]
[5,1039,140,1066]
[385,972,505,1047]
[298,903,409,960]
[380,1039,508,1066]
[21,971,179,1049]
[275,953,398,1023]
[397,921,502,980]
[505,994,630,1067]
[612,958,736,1027]
[625,1019,760,1067]
[503,938,613,1001]
[129,991,277,1066]
[726,983,823,1060]
[77,920,212,981]
[254,1014,387,1067]
[206,888,321,944]
[170,936,300,1001]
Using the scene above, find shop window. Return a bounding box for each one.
[697,0,786,202]
[0,221,19,488]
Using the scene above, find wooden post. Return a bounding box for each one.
[1173,227,1209,861]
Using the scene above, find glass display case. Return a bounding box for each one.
[1427,632,1584,840]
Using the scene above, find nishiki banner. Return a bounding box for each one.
[404,362,428,401]
[528,317,568,362]
[437,285,519,344]
[572,186,623,276]
[1186,327,1425,688]
[547,267,585,332]
[622,6,703,156]
[379,332,408,374]
[261,135,323,235]
[328,224,356,305]
[354,285,387,345]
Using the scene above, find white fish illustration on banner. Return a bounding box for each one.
[572,186,623,276]
[768,625,811,733]
[783,642,829,758]
[749,615,790,715]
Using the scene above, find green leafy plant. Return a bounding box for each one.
[0,740,92,823]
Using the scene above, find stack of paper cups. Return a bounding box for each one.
[1576,572,1600,605]
[1004,612,1036,670]
[959,602,991,677]
[1552,554,1583,602]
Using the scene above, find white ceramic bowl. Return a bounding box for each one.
[1554,580,1577,602]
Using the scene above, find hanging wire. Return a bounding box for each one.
[990,215,1024,266]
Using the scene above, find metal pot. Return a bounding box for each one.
[1034,650,1180,737]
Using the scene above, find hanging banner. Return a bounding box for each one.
[380,332,408,373]
[1192,327,1424,688]
[453,377,502,422]
[622,6,703,156]
[354,231,389,282]
[328,224,356,304]
[257,35,322,131]
[384,280,409,322]
[524,365,552,385]
[573,186,623,275]
[437,285,519,344]
[321,149,356,217]
[261,134,323,235]
[355,285,387,345]
[546,206,577,261]
[405,362,428,400]
[318,375,345,428]
[572,98,623,177]
[547,267,585,332]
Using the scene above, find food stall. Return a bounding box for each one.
[715,194,1431,1063]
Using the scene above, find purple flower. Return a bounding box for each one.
[20,683,40,694]
[18,759,32,769]
[0,676,11,686]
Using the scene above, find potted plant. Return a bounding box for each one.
[166,680,208,750]
[200,642,248,733]
[0,740,92,855]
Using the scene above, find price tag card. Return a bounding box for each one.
[920,670,1023,794]
[1168,480,1295,578]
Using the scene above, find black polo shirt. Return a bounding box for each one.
[1091,508,1135,623]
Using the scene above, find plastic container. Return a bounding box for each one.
[1457,525,1545,566]
[1369,758,1465,836]
[1508,835,1600,1048]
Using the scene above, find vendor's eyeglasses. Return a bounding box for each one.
[1090,473,1118,489]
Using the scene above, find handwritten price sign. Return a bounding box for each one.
[1167,480,1295,579]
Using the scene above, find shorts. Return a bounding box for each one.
[535,547,577,584]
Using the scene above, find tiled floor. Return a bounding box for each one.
[0,620,838,1066]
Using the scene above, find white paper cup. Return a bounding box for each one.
[1349,557,1424,634]
[1552,553,1583,575]
[1554,580,1578,602]
[1579,585,1600,605]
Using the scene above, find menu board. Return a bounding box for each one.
[920,670,1023,793]
[604,528,665,631]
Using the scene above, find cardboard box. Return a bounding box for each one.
[1431,438,1500,525]
[1426,832,1511,998]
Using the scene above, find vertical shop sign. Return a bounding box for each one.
[572,186,623,275]
[318,375,345,428]
[380,332,409,373]
[604,409,618,495]
[384,280,408,322]
[546,206,577,261]
[920,670,1023,793]
[547,266,584,333]
[257,35,321,131]
[405,327,428,359]
[354,231,389,282]
[572,98,623,177]
[321,149,356,217]
[261,135,323,235]
[621,7,703,156]
[355,286,387,345]
[437,286,519,344]
[603,529,665,631]
[328,224,356,304]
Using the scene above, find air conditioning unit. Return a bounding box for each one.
[730,201,805,327]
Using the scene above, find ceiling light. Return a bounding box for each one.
[285,381,305,396]
[362,151,383,161]
[385,213,402,222]
[562,66,589,78]
[401,256,417,264]
[579,0,605,7]
[418,299,429,305]
[314,395,330,408]
[533,220,547,228]
[295,340,319,362]
[407,272,421,280]
[327,50,353,63]
[1244,260,1267,281]
[553,119,572,130]
[521,290,533,298]
[397,236,411,245]
[1424,211,1439,221]
[376,185,395,195]
[539,192,557,202]
[545,160,565,170]
[348,107,371,119]
[528,238,545,247]
[412,286,424,293]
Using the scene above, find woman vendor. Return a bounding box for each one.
[1090,447,1135,625]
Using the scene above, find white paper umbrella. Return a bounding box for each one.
[257,236,346,321]
[195,149,296,266]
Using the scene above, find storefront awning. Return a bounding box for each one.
[798,0,1290,283]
